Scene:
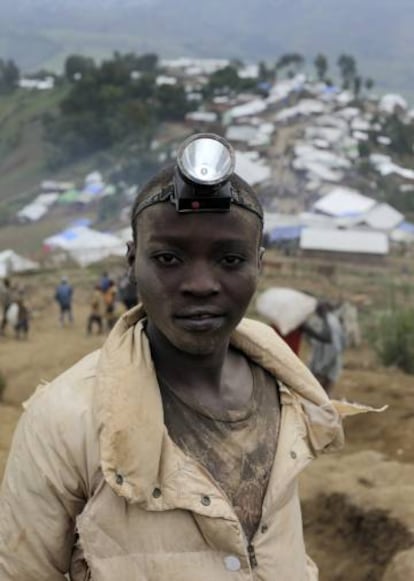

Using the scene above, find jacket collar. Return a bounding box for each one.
[94,305,343,503]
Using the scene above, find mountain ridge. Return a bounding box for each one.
[1,0,414,94]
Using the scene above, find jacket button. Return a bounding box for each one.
[152,487,162,498]
[290,450,297,459]
[201,495,211,506]
[224,555,241,571]
[115,473,124,485]
[261,524,268,533]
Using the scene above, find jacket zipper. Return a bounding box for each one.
[248,543,258,568]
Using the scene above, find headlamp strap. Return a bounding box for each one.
[133,183,263,223]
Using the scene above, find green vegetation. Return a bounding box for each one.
[0,59,19,94]
[44,52,191,169]
[370,308,414,374]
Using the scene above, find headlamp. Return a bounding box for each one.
[173,133,235,212]
[133,132,263,223]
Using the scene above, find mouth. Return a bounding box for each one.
[174,310,226,332]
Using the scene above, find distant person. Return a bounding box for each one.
[14,296,30,340]
[0,278,12,335]
[103,279,117,331]
[273,301,332,356]
[87,285,104,335]
[308,304,347,395]
[99,271,111,293]
[54,276,73,326]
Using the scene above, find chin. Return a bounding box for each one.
[172,333,224,356]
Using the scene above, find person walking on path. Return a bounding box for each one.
[103,280,117,331]
[86,285,104,335]
[54,276,73,326]
[0,278,13,335]
[14,295,30,340]
[308,303,347,395]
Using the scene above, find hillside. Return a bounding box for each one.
[2,0,414,95]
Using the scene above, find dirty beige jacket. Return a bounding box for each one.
[0,306,347,580]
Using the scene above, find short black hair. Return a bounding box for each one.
[131,164,263,243]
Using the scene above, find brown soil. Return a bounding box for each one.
[1,268,414,580]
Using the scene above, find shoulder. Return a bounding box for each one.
[25,349,100,414]
[22,350,102,469]
[234,316,285,351]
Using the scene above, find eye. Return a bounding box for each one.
[221,254,246,267]
[153,252,181,266]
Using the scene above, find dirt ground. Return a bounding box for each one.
[1,267,414,580]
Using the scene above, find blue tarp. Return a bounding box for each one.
[268,225,303,242]
[397,221,414,233]
[69,218,92,228]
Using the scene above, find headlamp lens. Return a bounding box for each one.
[177,133,235,186]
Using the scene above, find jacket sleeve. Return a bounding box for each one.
[0,390,89,580]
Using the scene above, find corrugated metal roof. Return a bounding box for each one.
[300,228,389,255]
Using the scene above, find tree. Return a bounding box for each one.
[258,61,274,83]
[156,84,190,121]
[314,53,328,81]
[353,75,362,98]
[337,54,357,89]
[365,78,374,91]
[64,55,95,81]
[204,65,241,96]
[0,59,19,93]
[276,53,305,77]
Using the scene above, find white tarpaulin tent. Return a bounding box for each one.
[313,188,376,217]
[361,203,404,231]
[0,250,39,278]
[43,226,125,267]
[300,228,389,256]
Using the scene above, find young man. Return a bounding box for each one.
[0,134,354,580]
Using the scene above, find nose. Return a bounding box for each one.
[180,261,220,297]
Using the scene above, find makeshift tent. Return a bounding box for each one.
[361,203,403,231]
[300,228,389,256]
[391,221,414,243]
[43,226,125,267]
[313,188,376,218]
[0,250,39,278]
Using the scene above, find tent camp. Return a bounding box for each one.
[0,250,39,278]
[43,226,125,267]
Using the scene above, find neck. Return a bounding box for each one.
[146,320,230,394]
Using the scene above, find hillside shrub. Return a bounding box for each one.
[370,308,414,374]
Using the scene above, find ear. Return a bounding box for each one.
[258,246,265,271]
[126,240,136,268]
